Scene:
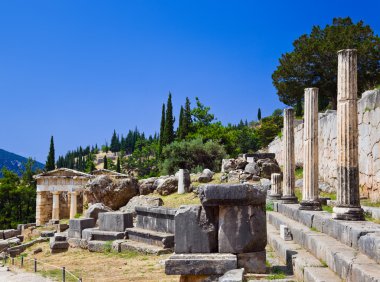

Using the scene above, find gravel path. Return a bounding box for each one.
[0,264,52,282]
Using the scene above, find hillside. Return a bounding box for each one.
[0,148,44,177]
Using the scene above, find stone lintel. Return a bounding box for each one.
[165,253,237,275]
[198,184,266,206]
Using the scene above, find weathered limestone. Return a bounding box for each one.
[52,191,60,220]
[174,205,218,253]
[281,108,298,204]
[218,205,266,253]
[68,218,96,239]
[236,251,266,274]
[177,169,190,194]
[300,88,322,211]
[69,191,78,219]
[332,49,364,221]
[280,224,292,241]
[35,191,51,226]
[165,253,237,275]
[98,212,133,232]
[268,173,282,200]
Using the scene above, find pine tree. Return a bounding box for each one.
[116,157,121,173]
[183,97,192,137]
[164,93,175,145]
[103,156,108,169]
[177,106,184,139]
[159,103,166,155]
[45,136,55,171]
[257,108,262,121]
[110,130,120,152]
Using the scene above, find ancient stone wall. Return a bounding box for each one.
[268,89,380,201]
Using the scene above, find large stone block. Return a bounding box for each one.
[219,205,266,253]
[90,230,126,241]
[237,251,266,274]
[98,212,133,232]
[218,268,245,282]
[174,205,218,253]
[68,218,96,239]
[135,206,176,233]
[199,184,266,206]
[358,232,380,264]
[165,253,237,275]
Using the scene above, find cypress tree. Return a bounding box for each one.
[103,156,108,169]
[164,93,175,144]
[295,100,303,117]
[257,108,262,121]
[110,130,120,152]
[184,97,192,135]
[45,136,55,171]
[116,157,121,173]
[159,103,166,155]
[178,106,184,139]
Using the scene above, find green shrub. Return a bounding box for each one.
[160,138,226,175]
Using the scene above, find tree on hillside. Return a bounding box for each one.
[181,97,192,138]
[257,108,262,121]
[45,136,55,171]
[85,153,95,173]
[159,103,166,155]
[191,97,215,129]
[164,93,175,145]
[110,130,120,152]
[116,157,121,173]
[103,155,108,169]
[177,106,184,140]
[272,17,380,110]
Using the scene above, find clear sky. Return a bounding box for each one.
[1,0,379,162]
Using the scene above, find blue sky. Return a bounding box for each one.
[1,0,379,162]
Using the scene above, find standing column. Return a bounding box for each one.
[36,191,43,226]
[52,191,60,220]
[268,173,282,200]
[178,169,185,194]
[333,49,364,220]
[70,191,78,219]
[300,88,321,210]
[281,108,298,204]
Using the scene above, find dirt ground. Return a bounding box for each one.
[10,242,179,282]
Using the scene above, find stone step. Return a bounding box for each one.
[267,223,340,282]
[268,211,380,281]
[274,202,380,263]
[125,227,174,248]
[113,239,173,255]
[90,230,126,241]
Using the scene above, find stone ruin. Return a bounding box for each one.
[165,183,267,281]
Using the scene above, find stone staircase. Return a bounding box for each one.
[267,202,380,282]
[121,206,176,254]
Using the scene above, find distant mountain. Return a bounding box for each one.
[0,149,44,177]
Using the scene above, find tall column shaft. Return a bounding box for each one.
[281,108,298,203]
[300,88,321,210]
[333,49,364,220]
[36,191,43,226]
[268,173,282,200]
[70,191,78,219]
[178,169,185,194]
[52,191,60,220]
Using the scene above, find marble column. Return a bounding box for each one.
[281,108,298,204]
[300,88,322,210]
[70,191,78,219]
[36,191,43,226]
[268,173,282,200]
[332,49,364,220]
[178,169,185,194]
[52,191,60,220]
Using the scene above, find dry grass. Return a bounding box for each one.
[159,192,200,208]
[14,242,178,282]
